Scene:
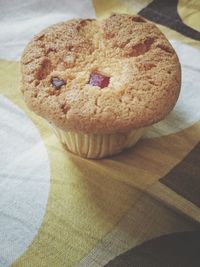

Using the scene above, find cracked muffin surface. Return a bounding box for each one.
[21,13,181,134]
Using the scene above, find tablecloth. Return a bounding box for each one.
[0,0,200,266]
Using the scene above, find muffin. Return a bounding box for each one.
[21,13,181,159]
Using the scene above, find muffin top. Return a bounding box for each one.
[21,13,181,134]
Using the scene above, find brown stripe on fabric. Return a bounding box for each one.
[139,0,200,41]
[160,142,200,207]
[105,231,200,267]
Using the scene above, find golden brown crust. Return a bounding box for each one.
[21,14,181,134]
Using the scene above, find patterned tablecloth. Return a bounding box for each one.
[0,1,200,266]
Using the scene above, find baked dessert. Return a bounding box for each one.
[21,13,181,158]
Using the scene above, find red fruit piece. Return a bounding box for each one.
[88,73,110,88]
